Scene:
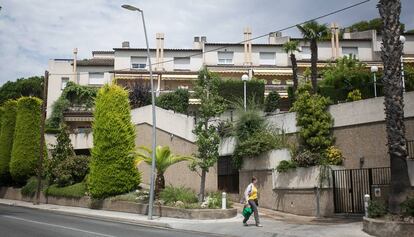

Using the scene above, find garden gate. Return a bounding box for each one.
[332,167,390,214]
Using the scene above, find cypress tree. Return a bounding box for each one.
[10,97,43,185]
[88,84,140,199]
[0,100,17,185]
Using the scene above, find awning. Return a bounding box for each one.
[253,69,292,76]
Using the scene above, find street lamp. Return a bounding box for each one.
[241,74,249,111]
[400,35,406,93]
[370,66,378,97]
[122,4,157,220]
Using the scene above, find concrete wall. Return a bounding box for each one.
[135,123,217,192]
[241,149,291,171]
[45,133,93,150]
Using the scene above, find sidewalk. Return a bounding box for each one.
[0,198,372,237]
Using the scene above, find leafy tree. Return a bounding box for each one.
[291,85,333,153]
[0,76,43,104]
[88,84,141,199]
[191,68,225,202]
[9,97,43,185]
[297,21,329,93]
[283,41,300,91]
[128,83,151,109]
[132,145,193,197]
[347,17,405,34]
[346,89,362,102]
[0,100,17,185]
[404,64,414,92]
[156,88,189,114]
[378,0,411,213]
[264,91,281,113]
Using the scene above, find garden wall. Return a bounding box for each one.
[135,123,218,193]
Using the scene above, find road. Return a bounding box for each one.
[0,204,220,237]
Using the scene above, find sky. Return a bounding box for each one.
[0,0,413,85]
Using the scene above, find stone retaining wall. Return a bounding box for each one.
[363,217,414,237]
[0,187,236,219]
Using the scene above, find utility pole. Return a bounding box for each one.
[34,71,48,205]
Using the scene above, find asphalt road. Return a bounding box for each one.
[0,204,219,237]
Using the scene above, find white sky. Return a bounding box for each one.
[0,0,413,84]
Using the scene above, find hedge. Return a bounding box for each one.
[88,84,141,199]
[218,79,265,106]
[10,97,44,185]
[45,182,87,199]
[156,89,189,114]
[0,100,17,185]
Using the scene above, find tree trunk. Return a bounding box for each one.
[379,0,411,214]
[199,169,207,202]
[155,172,165,199]
[290,53,298,91]
[310,39,318,94]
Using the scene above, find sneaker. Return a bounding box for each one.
[256,224,263,227]
[243,223,248,226]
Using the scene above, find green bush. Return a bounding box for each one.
[10,97,44,185]
[45,182,87,198]
[293,150,321,167]
[21,177,40,197]
[401,197,414,217]
[0,100,17,185]
[88,84,141,199]
[218,79,265,106]
[217,120,234,138]
[234,109,266,141]
[156,89,189,114]
[347,89,362,102]
[264,91,280,113]
[53,155,90,187]
[204,192,233,209]
[160,186,198,205]
[276,160,297,173]
[368,200,387,218]
[324,146,344,165]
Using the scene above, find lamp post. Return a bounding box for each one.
[122,4,157,220]
[400,35,406,93]
[371,66,378,97]
[241,74,249,111]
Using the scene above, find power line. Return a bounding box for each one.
[48,0,371,76]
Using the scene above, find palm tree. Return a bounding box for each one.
[132,145,193,197]
[297,21,328,94]
[283,41,300,92]
[379,0,411,213]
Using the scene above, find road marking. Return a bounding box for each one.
[2,215,116,237]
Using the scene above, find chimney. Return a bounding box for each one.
[73,48,78,83]
[268,32,282,44]
[193,36,201,49]
[156,33,165,70]
[122,41,130,48]
[244,27,252,65]
[331,23,336,59]
[335,23,340,58]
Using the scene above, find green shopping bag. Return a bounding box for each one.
[242,206,253,218]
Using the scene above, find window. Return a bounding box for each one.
[259,52,276,65]
[301,46,311,60]
[89,73,105,85]
[342,47,359,58]
[174,57,191,70]
[61,77,69,90]
[218,51,234,65]
[131,56,147,69]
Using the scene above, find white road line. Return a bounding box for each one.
[2,215,117,237]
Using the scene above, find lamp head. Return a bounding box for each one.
[241,74,249,81]
[122,4,142,12]
[400,35,406,44]
[370,66,378,73]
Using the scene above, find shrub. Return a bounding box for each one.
[160,186,198,205]
[217,120,234,138]
[202,192,233,209]
[276,160,297,173]
[234,109,266,141]
[88,84,141,199]
[264,91,280,113]
[21,177,40,197]
[347,89,362,102]
[324,146,344,165]
[128,83,151,109]
[218,79,265,106]
[401,197,414,217]
[293,150,320,167]
[156,89,189,114]
[10,97,44,185]
[0,100,17,185]
[45,182,87,198]
[111,190,149,203]
[291,86,333,153]
[53,155,90,187]
[368,200,387,218]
